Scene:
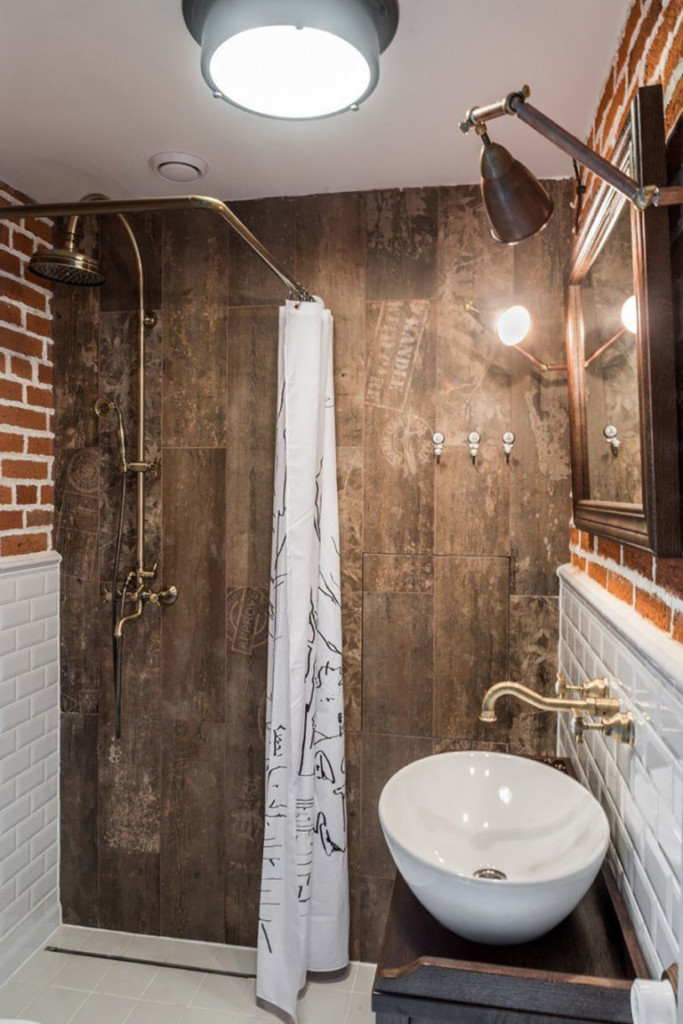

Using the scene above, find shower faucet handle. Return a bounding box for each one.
[142,584,178,606]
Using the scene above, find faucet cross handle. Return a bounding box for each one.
[571,709,635,746]
[556,673,610,699]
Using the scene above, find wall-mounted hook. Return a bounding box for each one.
[467,430,481,465]
[432,432,445,465]
[502,431,515,463]
[603,424,620,457]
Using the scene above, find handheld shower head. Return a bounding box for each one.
[95,396,128,472]
[28,246,105,287]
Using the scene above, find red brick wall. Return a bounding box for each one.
[570,0,683,639]
[0,183,54,557]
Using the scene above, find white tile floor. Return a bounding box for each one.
[0,927,376,1024]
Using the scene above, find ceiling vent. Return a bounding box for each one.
[150,151,209,182]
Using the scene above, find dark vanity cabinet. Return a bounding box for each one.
[372,871,648,1024]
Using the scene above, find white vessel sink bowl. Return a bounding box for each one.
[378,751,609,945]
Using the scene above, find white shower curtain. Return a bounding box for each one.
[257,299,349,1020]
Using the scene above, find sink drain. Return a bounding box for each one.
[473,867,507,880]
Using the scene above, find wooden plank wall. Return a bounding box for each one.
[55,180,573,959]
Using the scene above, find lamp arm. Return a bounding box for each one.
[511,98,653,209]
[460,87,683,210]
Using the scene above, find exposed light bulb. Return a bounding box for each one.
[209,26,372,119]
[621,295,637,334]
[496,305,531,346]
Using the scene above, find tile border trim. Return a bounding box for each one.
[0,550,62,575]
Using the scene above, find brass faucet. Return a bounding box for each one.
[480,674,634,745]
[113,565,178,638]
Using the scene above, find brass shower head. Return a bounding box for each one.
[28,245,105,287]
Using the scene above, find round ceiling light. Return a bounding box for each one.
[182,0,399,120]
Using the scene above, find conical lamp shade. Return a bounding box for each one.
[480,141,554,244]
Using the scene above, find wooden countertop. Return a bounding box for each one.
[374,866,649,1023]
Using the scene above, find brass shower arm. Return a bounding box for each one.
[0,193,313,302]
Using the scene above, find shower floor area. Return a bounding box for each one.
[0,927,375,1024]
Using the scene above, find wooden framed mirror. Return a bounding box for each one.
[566,84,680,556]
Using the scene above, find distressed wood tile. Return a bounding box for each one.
[367,189,438,301]
[508,596,559,756]
[433,556,511,746]
[296,193,366,448]
[364,301,435,553]
[60,714,99,927]
[226,306,278,589]
[98,604,161,857]
[437,185,481,307]
[53,224,100,450]
[348,872,361,961]
[337,446,363,595]
[161,211,228,447]
[99,212,162,312]
[363,553,433,593]
[228,197,296,307]
[433,737,509,754]
[338,445,364,734]
[60,574,100,715]
[359,875,395,963]
[346,731,362,875]
[360,733,432,878]
[98,850,160,935]
[362,592,433,737]
[435,445,510,556]
[98,311,163,582]
[224,640,266,868]
[55,447,99,580]
[514,180,574,296]
[437,184,514,445]
[509,370,571,595]
[506,181,572,595]
[343,588,362,735]
[225,865,261,947]
[365,299,432,412]
[160,720,226,941]
[162,448,226,721]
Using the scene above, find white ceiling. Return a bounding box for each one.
[0,0,630,203]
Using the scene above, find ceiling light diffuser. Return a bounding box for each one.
[182,0,399,120]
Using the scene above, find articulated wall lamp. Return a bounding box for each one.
[464,295,636,374]
[460,85,683,244]
[183,0,399,119]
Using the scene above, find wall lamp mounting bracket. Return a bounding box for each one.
[459,85,683,213]
[464,301,567,373]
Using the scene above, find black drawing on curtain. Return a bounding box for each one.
[258,364,347,963]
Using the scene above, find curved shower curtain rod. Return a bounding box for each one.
[0,193,313,302]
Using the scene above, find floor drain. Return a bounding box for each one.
[473,867,507,880]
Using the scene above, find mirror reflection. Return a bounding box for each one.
[580,201,642,505]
